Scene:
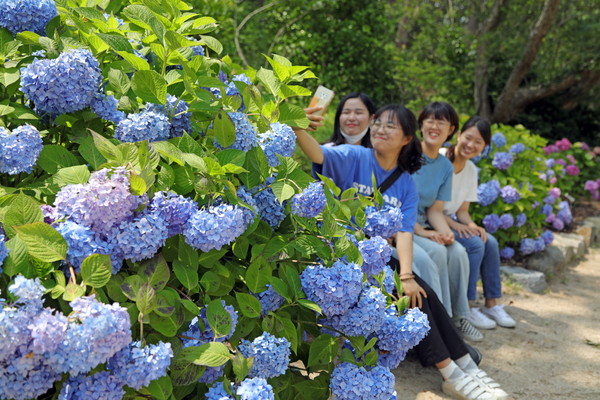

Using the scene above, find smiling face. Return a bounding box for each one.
[420,116,454,151]
[370,110,412,154]
[339,98,371,137]
[456,126,487,160]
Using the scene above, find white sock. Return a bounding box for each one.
[456,354,479,374]
[439,361,465,381]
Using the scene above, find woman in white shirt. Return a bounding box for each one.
[444,116,516,330]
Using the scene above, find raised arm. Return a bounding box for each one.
[292,106,326,164]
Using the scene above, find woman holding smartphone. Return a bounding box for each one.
[295,104,507,400]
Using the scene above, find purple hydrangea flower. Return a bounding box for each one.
[499,247,514,259]
[147,191,198,237]
[519,238,537,255]
[107,341,173,390]
[477,180,501,206]
[510,143,525,154]
[541,230,554,246]
[112,211,169,263]
[250,178,285,229]
[358,236,392,276]
[500,185,520,203]
[253,284,285,317]
[491,132,506,148]
[291,182,326,218]
[145,94,192,138]
[0,0,58,35]
[492,152,513,170]
[565,165,580,176]
[552,218,564,230]
[324,286,387,337]
[482,214,501,233]
[58,371,125,400]
[115,110,171,142]
[0,124,43,174]
[236,377,274,400]
[557,201,572,224]
[515,213,527,227]
[499,213,514,229]
[330,363,396,400]
[258,122,297,167]
[374,306,430,354]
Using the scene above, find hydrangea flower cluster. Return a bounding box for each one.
[491,132,506,148]
[499,213,514,229]
[291,182,326,218]
[90,94,125,124]
[500,185,520,203]
[0,234,8,275]
[145,94,192,137]
[492,152,513,170]
[58,371,125,400]
[519,238,544,255]
[324,286,386,337]
[584,179,600,200]
[367,264,395,293]
[510,143,525,154]
[239,332,291,379]
[477,179,501,206]
[364,205,403,238]
[0,0,58,35]
[181,301,239,345]
[236,186,258,225]
[258,122,296,167]
[253,284,285,317]
[0,124,43,174]
[358,236,392,276]
[206,378,275,400]
[299,260,363,317]
[114,110,171,142]
[111,212,169,262]
[183,203,250,252]
[500,247,515,259]
[330,363,396,400]
[482,214,500,233]
[106,341,173,390]
[20,49,102,115]
[250,178,286,229]
[516,213,527,227]
[146,191,197,236]
[215,112,258,151]
[544,187,561,205]
[565,164,580,176]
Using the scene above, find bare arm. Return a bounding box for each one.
[395,231,426,308]
[426,200,455,244]
[292,106,325,164]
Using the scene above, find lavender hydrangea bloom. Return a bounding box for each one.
[291,182,326,218]
[552,218,564,230]
[557,201,572,224]
[0,125,43,174]
[364,205,403,238]
[491,132,506,148]
[499,247,514,259]
[20,49,102,115]
[90,94,125,124]
[215,112,258,151]
[251,179,285,229]
[9,275,45,308]
[206,381,234,400]
[500,185,520,203]
[145,94,192,137]
[358,236,392,276]
[112,212,169,262]
[499,213,514,229]
[115,110,171,142]
[239,332,291,379]
[492,152,513,170]
[510,143,525,154]
[519,238,537,255]
[183,204,250,252]
[545,158,555,168]
[236,377,275,400]
[325,286,387,337]
[533,238,546,252]
[0,234,8,274]
[482,214,501,233]
[374,306,429,353]
[541,230,554,246]
[300,260,363,317]
[147,191,197,237]
[330,363,396,400]
[107,341,173,390]
[58,371,125,400]
[258,122,297,167]
[516,213,527,227]
[477,180,501,206]
[0,0,58,35]
[181,301,238,344]
[253,284,285,317]
[541,204,553,216]
[198,365,224,384]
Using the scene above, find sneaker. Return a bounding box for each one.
[467,369,509,400]
[481,305,516,328]
[442,373,496,400]
[468,307,497,330]
[457,318,484,342]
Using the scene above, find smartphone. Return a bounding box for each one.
[309,85,335,116]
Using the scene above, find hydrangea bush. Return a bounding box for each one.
[0,1,429,399]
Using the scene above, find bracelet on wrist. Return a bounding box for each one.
[400,274,415,281]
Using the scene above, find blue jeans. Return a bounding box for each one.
[453,231,502,301]
[412,235,470,319]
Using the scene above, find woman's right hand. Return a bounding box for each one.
[304,106,325,131]
[403,278,427,309]
[422,230,446,245]
[453,223,478,239]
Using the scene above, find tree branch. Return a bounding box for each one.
[235,1,278,67]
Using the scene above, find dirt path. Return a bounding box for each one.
[393,248,600,399]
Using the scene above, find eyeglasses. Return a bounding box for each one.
[423,118,450,128]
[370,120,401,132]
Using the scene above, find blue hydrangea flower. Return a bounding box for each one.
[112,211,169,263]
[181,301,238,344]
[482,214,501,234]
[364,205,403,239]
[253,284,285,317]
[533,237,546,252]
[115,110,171,142]
[516,213,527,227]
[492,152,513,170]
[500,185,520,203]
[258,122,296,167]
[236,377,275,400]
[145,94,192,137]
[232,73,252,85]
[471,144,491,163]
[557,201,572,224]
[477,180,501,206]
[510,143,525,154]
[90,94,125,124]
[541,204,553,216]
[183,204,250,252]
[20,49,102,115]
[107,341,173,390]
[250,178,286,229]
[491,132,506,148]
[541,230,554,246]
[198,365,224,384]
[147,191,197,237]
[9,275,45,308]
[0,125,43,175]
[0,0,58,35]
[0,234,8,275]
[300,260,363,317]
[378,348,408,369]
[239,332,291,379]
[500,247,514,259]
[237,186,258,225]
[58,371,125,400]
[358,236,392,277]
[499,213,514,229]
[519,238,537,255]
[291,182,326,218]
[215,112,258,151]
[324,286,386,337]
[205,381,234,400]
[330,363,396,400]
[367,264,395,293]
[545,158,555,168]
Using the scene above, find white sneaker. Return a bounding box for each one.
[467,307,497,330]
[467,368,509,400]
[481,305,516,328]
[442,373,497,400]
[457,318,484,342]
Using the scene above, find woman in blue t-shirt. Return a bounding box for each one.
[294,104,508,400]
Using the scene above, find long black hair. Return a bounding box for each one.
[373,104,424,174]
[327,92,376,147]
[417,101,460,142]
[447,116,491,162]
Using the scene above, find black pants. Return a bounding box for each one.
[389,258,469,367]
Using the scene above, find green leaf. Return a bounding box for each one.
[278,102,309,128]
[170,347,206,386]
[3,194,43,238]
[270,181,295,203]
[78,136,107,169]
[95,33,134,52]
[172,260,198,290]
[154,288,178,317]
[138,254,170,291]
[240,146,269,188]
[307,334,337,368]
[231,352,253,383]
[90,130,122,162]
[52,165,91,186]
[235,292,262,318]
[297,299,322,315]
[2,236,31,277]
[108,68,132,95]
[210,110,236,148]
[191,342,230,367]
[116,51,151,71]
[281,264,303,300]
[256,68,280,98]
[245,257,271,293]
[0,67,20,87]
[37,145,80,174]
[131,70,167,104]
[199,35,223,54]
[121,275,146,301]
[147,375,173,400]
[136,281,158,314]
[149,306,184,337]
[63,282,86,301]
[206,299,233,339]
[293,373,330,399]
[123,4,166,42]
[80,254,112,288]
[15,223,66,262]
[215,149,246,166]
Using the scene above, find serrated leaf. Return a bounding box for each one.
[172,259,198,290]
[206,299,233,339]
[2,236,31,277]
[138,254,170,291]
[81,254,112,288]
[278,102,310,128]
[307,334,337,368]
[96,33,134,52]
[245,257,271,293]
[235,292,262,318]
[169,347,206,386]
[132,70,167,104]
[90,130,122,162]
[210,110,236,148]
[37,145,80,174]
[63,282,86,301]
[270,181,295,203]
[108,68,131,95]
[136,281,158,314]
[15,223,66,262]
[3,194,43,238]
[52,165,91,186]
[256,68,280,98]
[121,274,146,301]
[191,342,230,367]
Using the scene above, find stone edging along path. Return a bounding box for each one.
[500,216,600,293]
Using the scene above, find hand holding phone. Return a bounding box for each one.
[308,85,335,116]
